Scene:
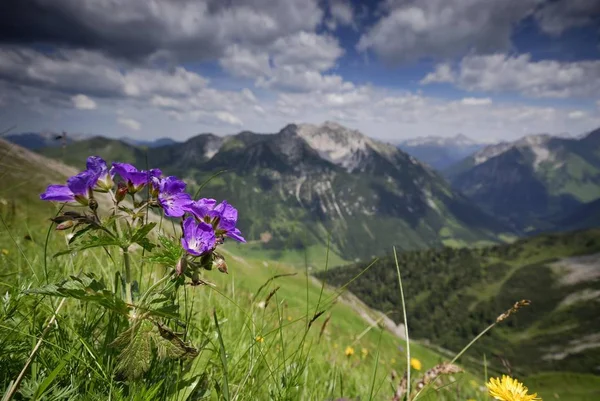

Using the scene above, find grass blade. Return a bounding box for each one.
[393,246,411,400]
[213,309,230,401]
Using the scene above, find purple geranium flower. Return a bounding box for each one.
[181,217,216,256]
[86,156,113,190]
[157,176,192,217]
[185,199,245,243]
[40,169,97,204]
[111,163,162,193]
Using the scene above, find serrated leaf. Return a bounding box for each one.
[131,222,156,244]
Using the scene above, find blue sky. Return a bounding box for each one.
[0,0,599,142]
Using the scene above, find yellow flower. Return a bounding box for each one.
[1,249,8,256]
[345,346,355,357]
[487,375,541,401]
[361,348,369,358]
[391,358,396,364]
[255,336,264,343]
[410,358,422,371]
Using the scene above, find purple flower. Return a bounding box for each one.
[181,217,216,256]
[40,184,76,202]
[86,156,113,190]
[40,169,97,204]
[185,199,245,243]
[214,201,246,242]
[157,176,192,217]
[111,163,162,193]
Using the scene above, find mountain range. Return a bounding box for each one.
[446,129,600,231]
[29,121,512,260]
[398,134,488,170]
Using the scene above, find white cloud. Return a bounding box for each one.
[256,67,353,92]
[422,54,600,98]
[118,117,141,131]
[71,94,97,110]
[357,0,536,63]
[461,97,492,106]
[215,111,243,126]
[220,31,347,93]
[271,32,343,71]
[326,0,354,30]
[268,86,600,142]
[420,63,455,84]
[535,0,600,36]
[219,45,271,79]
[568,110,586,119]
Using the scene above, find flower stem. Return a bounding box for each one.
[123,247,133,305]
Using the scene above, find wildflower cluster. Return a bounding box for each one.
[36,155,247,379]
[40,156,245,283]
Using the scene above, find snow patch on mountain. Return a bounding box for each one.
[295,121,397,172]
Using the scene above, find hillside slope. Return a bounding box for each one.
[39,122,512,260]
[318,229,600,375]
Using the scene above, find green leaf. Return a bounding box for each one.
[131,222,157,251]
[25,274,129,315]
[131,222,156,244]
[145,234,184,266]
[54,232,122,257]
[68,225,95,245]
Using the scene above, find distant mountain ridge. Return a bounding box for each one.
[4,131,90,150]
[447,128,600,230]
[39,121,513,260]
[399,134,488,170]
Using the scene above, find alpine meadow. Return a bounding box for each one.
[2,1,600,401]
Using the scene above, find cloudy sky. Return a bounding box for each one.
[1,0,599,142]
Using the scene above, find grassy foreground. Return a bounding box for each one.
[1,211,488,400]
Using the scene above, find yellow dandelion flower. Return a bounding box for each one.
[1,249,8,256]
[410,358,422,371]
[361,348,369,358]
[345,346,354,357]
[487,375,541,401]
[255,336,264,343]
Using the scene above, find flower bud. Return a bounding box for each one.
[56,220,75,230]
[176,257,187,276]
[89,198,99,212]
[115,183,128,204]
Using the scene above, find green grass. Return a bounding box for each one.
[0,207,495,400]
[524,372,600,401]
